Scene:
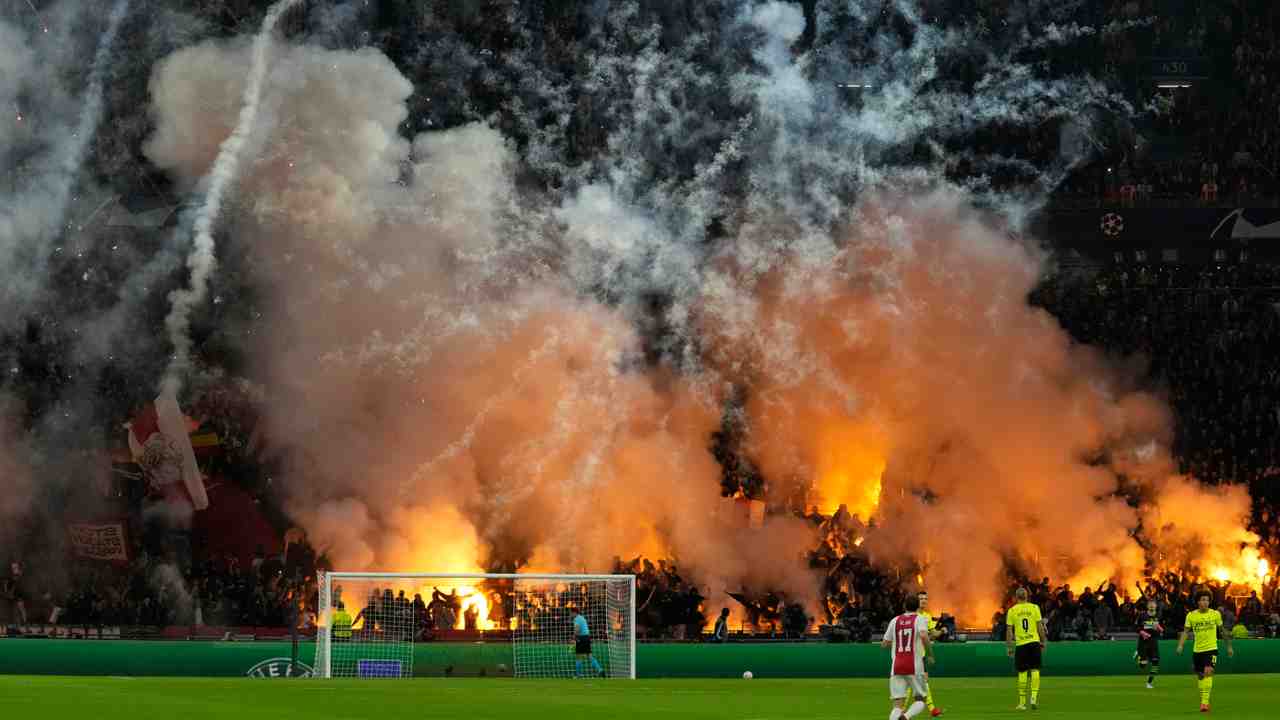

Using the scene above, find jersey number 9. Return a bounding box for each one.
[1021,618,1030,633]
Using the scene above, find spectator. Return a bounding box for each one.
[713,608,730,642]
[1242,591,1264,627]
[1093,601,1114,640]
[5,561,28,626]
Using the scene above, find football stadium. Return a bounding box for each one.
[1,1,1279,718]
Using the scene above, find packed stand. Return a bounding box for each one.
[1053,0,1280,207]
[8,261,1280,640]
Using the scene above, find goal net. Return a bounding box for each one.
[315,572,635,679]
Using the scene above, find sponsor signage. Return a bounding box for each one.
[1149,56,1210,80]
[357,659,404,678]
[1035,208,1280,262]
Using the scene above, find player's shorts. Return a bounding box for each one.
[1137,637,1160,665]
[575,637,592,655]
[889,673,928,700]
[1014,642,1043,672]
[1192,650,1218,674]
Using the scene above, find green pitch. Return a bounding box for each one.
[0,674,1275,719]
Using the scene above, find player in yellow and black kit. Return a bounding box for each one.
[1005,587,1048,711]
[905,591,945,717]
[1135,600,1163,688]
[1177,592,1234,713]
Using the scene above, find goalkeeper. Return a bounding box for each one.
[573,609,605,678]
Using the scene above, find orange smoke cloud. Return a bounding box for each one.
[702,192,1260,622]
[143,38,1263,627]
[1142,477,1268,592]
[142,40,814,606]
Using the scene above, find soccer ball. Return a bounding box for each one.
[742,671,753,680]
[497,663,508,673]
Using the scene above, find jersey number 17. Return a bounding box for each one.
[897,627,915,652]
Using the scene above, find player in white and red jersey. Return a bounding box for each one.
[881,594,936,720]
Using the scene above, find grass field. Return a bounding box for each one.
[0,674,1273,719]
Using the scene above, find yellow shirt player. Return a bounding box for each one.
[906,592,945,717]
[1176,592,1235,713]
[1005,588,1048,711]
[332,602,353,642]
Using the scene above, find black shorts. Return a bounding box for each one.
[1192,651,1218,674]
[1014,643,1043,672]
[575,637,592,655]
[1137,637,1160,664]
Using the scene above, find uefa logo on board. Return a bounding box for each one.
[246,657,315,678]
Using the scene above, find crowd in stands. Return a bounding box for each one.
[1033,263,1280,497]
[1024,261,1280,637]
[990,573,1280,642]
[802,259,1280,643]
[7,255,1280,641]
[616,558,708,641]
[5,251,1280,642]
[1053,0,1280,207]
[2,543,322,635]
[6,1,1280,645]
[330,585,489,641]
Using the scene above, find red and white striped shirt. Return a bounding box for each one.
[884,612,930,676]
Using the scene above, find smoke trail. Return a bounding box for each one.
[43,0,130,237]
[162,0,303,394]
[0,1,129,324]
[1023,18,1155,51]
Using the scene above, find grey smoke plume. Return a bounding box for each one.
[135,1,1263,621]
[149,561,194,624]
[0,1,130,327]
[0,19,36,150]
[0,1,131,549]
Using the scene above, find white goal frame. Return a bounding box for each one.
[315,572,637,679]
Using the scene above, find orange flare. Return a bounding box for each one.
[811,423,886,519]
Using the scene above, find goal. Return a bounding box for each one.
[314,572,636,679]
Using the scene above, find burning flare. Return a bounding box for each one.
[812,423,887,519]
[1206,549,1272,594]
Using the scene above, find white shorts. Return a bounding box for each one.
[889,673,928,700]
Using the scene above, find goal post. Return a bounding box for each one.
[315,572,636,679]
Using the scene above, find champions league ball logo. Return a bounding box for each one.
[1100,213,1125,237]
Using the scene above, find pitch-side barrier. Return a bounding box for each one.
[0,639,1277,678]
